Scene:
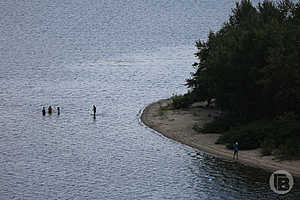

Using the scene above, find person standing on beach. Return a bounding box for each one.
[42,107,46,116]
[233,141,239,160]
[93,105,96,117]
[48,106,52,115]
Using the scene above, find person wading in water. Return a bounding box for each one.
[48,106,52,115]
[93,105,96,118]
[42,107,46,116]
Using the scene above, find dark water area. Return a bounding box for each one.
[0,0,299,199]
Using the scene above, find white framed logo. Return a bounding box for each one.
[269,170,294,195]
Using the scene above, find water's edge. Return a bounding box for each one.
[140,99,300,178]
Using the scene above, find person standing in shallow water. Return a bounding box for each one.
[93,105,96,117]
[57,107,60,115]
[42,107,46,116]
[48,106,52,115]
[233,141,239,160]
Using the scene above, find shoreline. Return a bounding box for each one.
[141,99,300,178]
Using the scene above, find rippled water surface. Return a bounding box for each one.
[1,0,299,199]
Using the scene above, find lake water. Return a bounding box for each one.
[0,0,299,199]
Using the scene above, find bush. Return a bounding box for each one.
[215,118,300,158]
[192,124,203,133]
[260,139,275,156]
[200,117,233,133]
[197,113,244,133]
[171,91,195,109]
[217,120,268,150]
[279,137,300,159]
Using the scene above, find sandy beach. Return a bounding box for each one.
[141,99,300,178]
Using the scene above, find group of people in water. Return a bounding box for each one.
[42,104,239,159]
[42,106,59,116]
[42,105,96,117]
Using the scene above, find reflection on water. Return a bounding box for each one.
[0,0,299,199]
[187,149,300,199]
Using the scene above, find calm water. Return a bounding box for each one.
[0,0,299,199]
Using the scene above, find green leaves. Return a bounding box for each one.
[187,0,300,119]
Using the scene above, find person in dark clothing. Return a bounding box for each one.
[233,141,239,160]
[42,107,46,116]
[93,105,96,117]
[57,107,60,115]
[48,106,52,114]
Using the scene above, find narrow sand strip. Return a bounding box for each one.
[141,99,300,178]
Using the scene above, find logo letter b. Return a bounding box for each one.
[274,174,290,191]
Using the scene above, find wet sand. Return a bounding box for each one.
[141,99,300,178]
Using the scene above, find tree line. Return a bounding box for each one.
[175,0,300,158]
[187,0,300,119]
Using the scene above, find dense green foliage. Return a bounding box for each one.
[193,114,241,133]
[187,0,300,119]
[182,0,300,158]
[216,113,300,158]
[170,91,196,109]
